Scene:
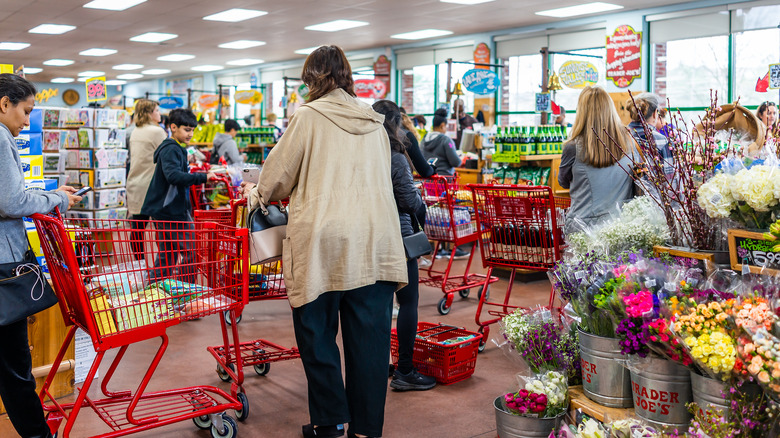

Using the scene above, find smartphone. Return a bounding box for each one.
[74,186,92,197]
[242,168,260,184]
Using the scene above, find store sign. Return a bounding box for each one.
[535,93,551,113]
[159,96,183,109]
[198,94,220,109]
[0,64,13,74]
[354,79,386,99]
[558,61,599,89]
[235,89,263,105]
[769,63,780,90]
[297,84,309,100]
[606,25,642,88]
[85,76,107,102]
[462,69,500,95]
[35,88,58,103]
[249,72,258,88]
[473,42,490,70]
[373,55,391,99]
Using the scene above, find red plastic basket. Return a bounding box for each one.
[390,322,482,385]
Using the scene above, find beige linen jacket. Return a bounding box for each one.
[250,88,408,308]
[126,124,168,215]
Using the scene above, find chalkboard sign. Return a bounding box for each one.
[535,93,551,113]
[653,245,716,274]
[728,229,780,275]
[770,63,780,90]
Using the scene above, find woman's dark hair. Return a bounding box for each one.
[0,73,36,104]
[224,119,240,132]
[168,108,198,128]
[433,108,448,128]
[301,45,355,103]
[413,114,426,127]
[757,101,777,118]
[372,100,410,154]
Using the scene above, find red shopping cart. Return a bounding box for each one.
[417,175,498,315]
[468,184,569,351]
[32,212,249,438]
[194,198,300,389]
[190,173,236,211]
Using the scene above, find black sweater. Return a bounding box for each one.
[391,150,424,237]
[141,138,207,221]
[403,129,435,178]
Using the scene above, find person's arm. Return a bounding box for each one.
[223,139,243,164]
[250,109,307,206]
[443,138,461,168]
[405,131,434,177]
[558,142,576,189]
[0,139,68,217]
[159,146,207,187]
[391,153,423,215]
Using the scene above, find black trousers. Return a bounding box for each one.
[395,257,419,374]
[130,214,149,260]
[150,220,196,282]
[0,318,51,438]
[292,282,395,438]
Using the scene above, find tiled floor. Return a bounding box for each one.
[0,259,552,438]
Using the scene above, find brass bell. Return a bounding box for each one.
[548,71,563,91]
[452,81,465,96]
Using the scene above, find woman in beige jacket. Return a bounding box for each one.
[126,99,167,258]
[245,46,406,438]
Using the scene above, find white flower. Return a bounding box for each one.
[731,165,780,212]
[578,418,606,438]
[697,173,736,218]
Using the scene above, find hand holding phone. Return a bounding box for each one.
[74,186,92,197]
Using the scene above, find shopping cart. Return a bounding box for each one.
[32,211,249,438]
[417,175,499,315]
[194,198,300,390]
[468,184,569,351]
[190,173,236,211]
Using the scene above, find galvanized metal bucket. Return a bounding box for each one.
[629,356,692,431]
[578,328,633,408]
[690,371,728,417]
[494,396,564,438]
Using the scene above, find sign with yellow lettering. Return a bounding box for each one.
[558,61,599,89]
[35,88,59,103]
[234,89,263,105]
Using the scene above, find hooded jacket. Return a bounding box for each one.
[391,150,424,238]
[211,132,242,165]
[140,138,207,221]
[250,88,407,308]
[421,131,460,175]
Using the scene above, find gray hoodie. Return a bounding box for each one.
[421,131,460,176]
[212,132,242,165]
[0,123,68,263]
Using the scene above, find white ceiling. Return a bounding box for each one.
[0,0,697,83]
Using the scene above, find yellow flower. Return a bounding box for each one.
[685,337,698,348]
[702,345,714,357]
[708,356,721,370]
[691,346,703,359]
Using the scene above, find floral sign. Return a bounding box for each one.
[558,60,599,89]
[462,68,500,95]
[606,25,641,88]
[727,229,780,274]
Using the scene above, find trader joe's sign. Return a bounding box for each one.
[606,25,642,88]
[558,61,599,89]
[354,79,386,99]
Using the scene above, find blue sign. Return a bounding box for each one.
[159,96,184,109]
[461,69,501,95]
[250,72,258,88]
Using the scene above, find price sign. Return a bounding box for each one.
[86,76,107,102]
[769,63,780,90]
[535,93,551,113]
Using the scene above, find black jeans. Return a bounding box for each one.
[395,257,419,374]
[130,214,149,260]
[0,318,52,438]
[292,282,394,438]
[150,220,196,282]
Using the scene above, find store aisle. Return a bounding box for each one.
[0,263,552,438]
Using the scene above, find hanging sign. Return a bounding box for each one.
[297,84,309,100]
[249,72,258,88]
[462,69,501,95]
[373,55,391,99]
[769,63,780,90]
[558,61,599,89]
[0,64,13,74]
[473,43,491,70]
[354,79,386,99]
[35,88,58,103]
[234,89,264,105]
[535,93,551,113]
[606,25,642,88]
[85,76,107,102]
[198,94,220,109]
[158,96,183,109]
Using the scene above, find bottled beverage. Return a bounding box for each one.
[495,127,503,154]
[512,127,520,155]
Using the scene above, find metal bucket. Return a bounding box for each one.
[578,328,633,408]
[690,371,728,417]
[629,356,692,431]
[494,396,564,438]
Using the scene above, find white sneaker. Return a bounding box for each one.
[418,257,432,267]
[392,303,400,319]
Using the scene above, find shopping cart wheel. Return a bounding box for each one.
[437,297,451,315]
[477,329,487,353]
[224,310,242,325]
[478,285,490,301]
[210,414,237,438]
[217,363,235,382]
[253,362,270,376]
[235,392,250,422]
[458,289,470,298]
[193,414,212,429]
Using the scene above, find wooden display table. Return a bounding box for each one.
[569,386,635,423]
[456,168,482,184]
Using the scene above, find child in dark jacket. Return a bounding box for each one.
[141,109,216,281]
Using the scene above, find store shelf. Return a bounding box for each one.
[554,189,570,196]
[569,386,635,423]
[190,141,212,147]
[518,154,561,161]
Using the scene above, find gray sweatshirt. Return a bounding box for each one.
[212,132,243,165]
[421,131,460,176]
[0,123,68,263]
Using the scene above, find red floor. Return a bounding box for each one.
[1,259,553,438]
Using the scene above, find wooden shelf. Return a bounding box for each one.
[554,189,570,196]
[518,154,561,161]
[569,386,635,423]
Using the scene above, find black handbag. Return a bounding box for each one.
[0,244,58,326]
[403,213,432,259]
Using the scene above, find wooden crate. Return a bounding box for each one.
[569,385,636,423]
[653,245,718,273]
[727,228,780,275]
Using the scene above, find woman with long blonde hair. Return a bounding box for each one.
[558,86,636,231]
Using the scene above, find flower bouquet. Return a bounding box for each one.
[672,298,737,381]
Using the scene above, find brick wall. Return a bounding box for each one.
[500,57,510,126]
[401,72,415,113]
[653,43,667,102]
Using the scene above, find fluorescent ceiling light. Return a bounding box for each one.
[112,63,143,70]
[191,65,224,72]
[129,32,177,43]
[29,24,76,34]
[23,67,42,74]
[203,8,267,22]
[440,0,495,4]
[226,58,265,66]
[0,42,30,51]
[157,53,194,62]
[51,77,75,83]
[116,73,143,80]
[83,0,147,11]
[77,77,89,82]
[142,68,171,75]
[79,48,117,56]
[305,20,369,32]
[43,59,74,66]
[391,29,453,40]
[295,46,320,55]
[535,2,623,18]
[78,70,105,77]
[218,40,266,49]
[105,80,126,85]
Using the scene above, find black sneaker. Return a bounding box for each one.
[452,248,470,260]
[435,249,451,259]
[390,369,436,391]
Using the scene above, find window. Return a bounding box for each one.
[410,65,436,115]
[653,36,729,108]
[438,61,474,114]
[505,54,543,113]
[734,28,780,106]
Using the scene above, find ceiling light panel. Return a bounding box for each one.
[305,20,369,32]
[218,40,266,49]
[29,24,76,34]
[78,70,105,76]
[535,2,623,18]
[43,59,74,66]
[390,29,453,40]
[141,69,171,75]
[129,32,177,43]
[23,67,42,74]
[105,80,126,85]
[157,54,195,62]
[83,0,147,11]
[112,64,143,70]
[226,58,265,66]
[440,0,495,3]
[203,8,267,22]
[191,65,224,72]
[0,42,30,51]
[295,46,320,55]
[79,48,117,56]
[51,77,75,83]
[117,73,143,80]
